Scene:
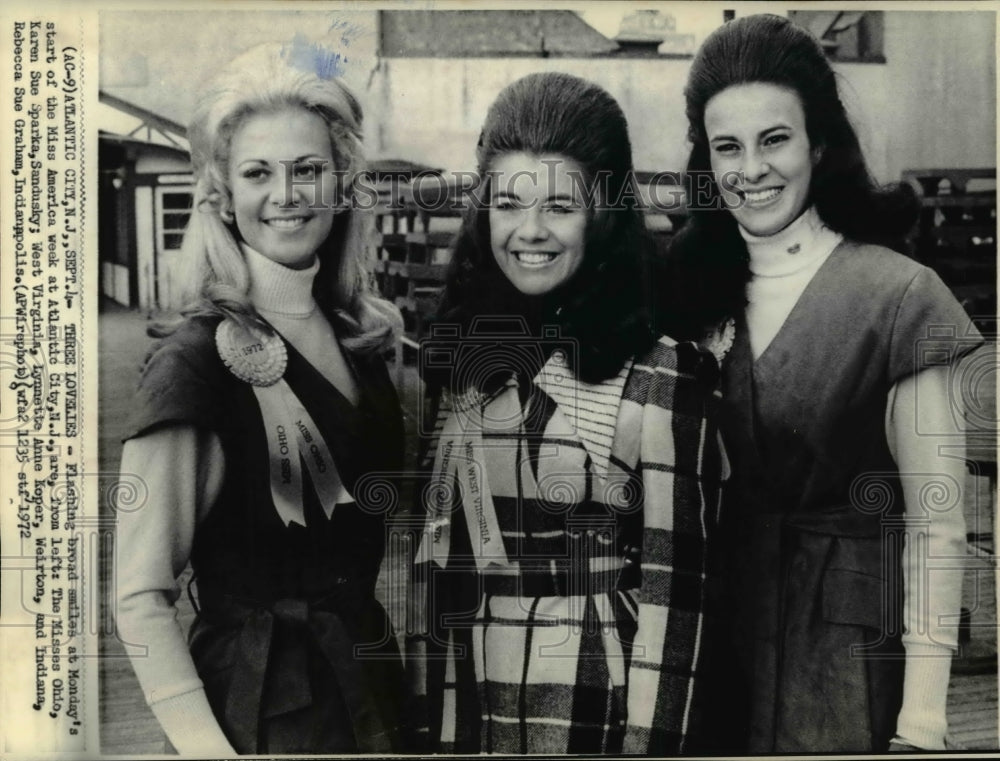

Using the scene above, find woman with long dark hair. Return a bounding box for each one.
[666,14,983,753]
[407,71,729,755]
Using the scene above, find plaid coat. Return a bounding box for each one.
[407,336,729,755]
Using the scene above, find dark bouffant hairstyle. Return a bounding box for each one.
[662,14,918,340]
[431,71,656,386]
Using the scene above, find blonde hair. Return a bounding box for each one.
[163,42,401,353]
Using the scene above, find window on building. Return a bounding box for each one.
[788,10,885,63]
[158,188,193,251]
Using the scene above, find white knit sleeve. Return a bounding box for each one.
[113,426,235,756]
[885,366,967,750]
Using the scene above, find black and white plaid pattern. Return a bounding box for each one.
[408,337,728,754]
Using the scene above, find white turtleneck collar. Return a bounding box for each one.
[740,205,843,278]
[243,244,319,317]
[240,245,359,403]
[740,207,843,359]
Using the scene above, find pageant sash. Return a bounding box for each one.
[417,392,508,570]
[217,317,351,527]
[254,381,351,526]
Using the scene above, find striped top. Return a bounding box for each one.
[535,350,631,478]
[422,350,632,480]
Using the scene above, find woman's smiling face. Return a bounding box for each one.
[488,152,589,296]
[705,82,818,237]
[228,107,337,269]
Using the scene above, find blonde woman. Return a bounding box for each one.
[114,44,408,755]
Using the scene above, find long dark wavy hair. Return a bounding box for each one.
[661,14,919,341]
[429,72,656,389]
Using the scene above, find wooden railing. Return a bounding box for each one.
[372,170,690,346]
[902,167,996,335]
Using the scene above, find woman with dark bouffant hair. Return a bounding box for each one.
[665,14,983,754]
[663,17,923,343]
[435,76,652,384]
[407,71,730,755]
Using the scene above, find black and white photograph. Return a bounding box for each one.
[0,1,996,758]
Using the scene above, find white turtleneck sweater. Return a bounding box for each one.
[114,248,357,756]
[244,246,359,405]
[740,208,966,750]
[741,206,843,360]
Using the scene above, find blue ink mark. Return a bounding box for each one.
[327,18,367,48]
[282,33,346,80]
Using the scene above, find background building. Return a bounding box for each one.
[98,7,996,314]
[96,6,997,754]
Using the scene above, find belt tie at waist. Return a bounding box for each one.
[211,593,393,755]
